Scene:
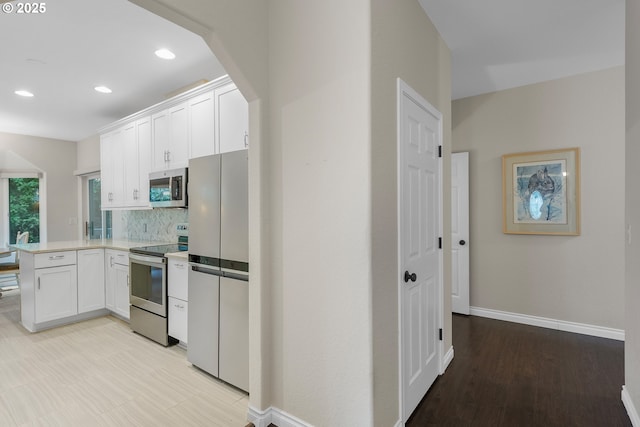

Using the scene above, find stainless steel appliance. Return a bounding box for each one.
[129,238,188,346]
[149,168,188,208]
[188,150,249,392]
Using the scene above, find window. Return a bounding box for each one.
[8,177,40,243]
[84,174,111,239]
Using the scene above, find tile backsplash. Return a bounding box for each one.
[121,209,188,242]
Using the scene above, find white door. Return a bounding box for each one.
[398,79,442,422]
[451,152,470,314]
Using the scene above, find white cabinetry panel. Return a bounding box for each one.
[189,90,215,159]
[215,83,248,153]
[168,297,188,343]
[105,249,130,320]
[77,249,105,314]
[168,255,188,344]
[35,264,78,324]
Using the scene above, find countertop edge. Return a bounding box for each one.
[12,240,172,254]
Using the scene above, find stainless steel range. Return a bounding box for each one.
[129,236,187,346]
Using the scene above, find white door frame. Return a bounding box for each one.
[397,78,444,424]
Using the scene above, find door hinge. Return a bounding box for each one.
[439,328,443,341]
[438,145,442,158]
[439,237,442,249]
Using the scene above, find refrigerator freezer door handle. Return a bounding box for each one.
[191,264,223,277]
[222,271,249,282]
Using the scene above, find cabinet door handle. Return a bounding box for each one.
[37,277,40,290]
[244,131,249,148]
[110,256,114,268]
[127,275,130,287]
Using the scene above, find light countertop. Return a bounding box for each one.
[165,251,188,259]
[12,239,172,254]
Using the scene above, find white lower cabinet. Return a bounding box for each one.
[35,264,78,324]
[168,297,188,343]
[77,249,105,313]
[167,255,188,344]
[105,249,130,320]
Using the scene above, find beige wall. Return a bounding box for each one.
[452,66,625,329]
[76,134,100,172]
[371,0,451,424]
[626,0,640,414]
[0,132,78,242]
[271,3,372,423]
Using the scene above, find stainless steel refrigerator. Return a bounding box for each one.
[187,150,249,392]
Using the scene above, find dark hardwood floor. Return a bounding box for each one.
[407,314,630,427]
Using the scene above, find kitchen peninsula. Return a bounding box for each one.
[13,239,166,333]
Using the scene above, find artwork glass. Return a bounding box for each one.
[503,148,580,235]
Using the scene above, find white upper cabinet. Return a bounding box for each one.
[101,117,151,210]
[188,90,215,159]
[100,128,124,209]
[100,76,248,206]
[215,83,249,153]
[135,116,152,207]
[122,122,137,206]
[151,102,189,172]
[151,109,169,172]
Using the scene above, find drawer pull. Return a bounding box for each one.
[48,255,65,260]
[175,263,185,269]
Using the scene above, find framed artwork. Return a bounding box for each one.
[502,148,580,235]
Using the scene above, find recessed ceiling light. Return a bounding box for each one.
[15,90,34,97]
[155,48,176,60]
[94,86,112,94]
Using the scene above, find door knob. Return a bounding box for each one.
[404,271,417,283]
[459,240,466,245]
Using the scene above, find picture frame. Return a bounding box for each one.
[502,147,580,235]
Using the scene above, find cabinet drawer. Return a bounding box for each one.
[34,251,77,269]
[106,250,129,267]
[168,257,188,300]
[113,251,129,266]
[168,297,188,343]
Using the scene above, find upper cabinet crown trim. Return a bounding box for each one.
[99,74,233,135]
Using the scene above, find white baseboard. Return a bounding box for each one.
[248,405,312,427]
[442,345,454,373]
[623,386,640,426]
[469,306,625,341]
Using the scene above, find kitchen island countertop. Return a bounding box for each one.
[12,239,170,254]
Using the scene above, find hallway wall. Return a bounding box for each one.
[452,66,625,330]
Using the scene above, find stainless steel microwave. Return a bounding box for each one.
[149,168,188,208]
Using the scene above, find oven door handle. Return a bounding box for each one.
[190,264,223,277]
[129,253,167,265]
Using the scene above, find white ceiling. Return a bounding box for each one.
[1,1,626,142]
[418,0,626,100]
[0,0,225,142]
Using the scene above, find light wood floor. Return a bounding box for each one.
[0,289,249,426]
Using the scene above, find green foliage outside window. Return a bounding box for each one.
[9,178,40,244]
